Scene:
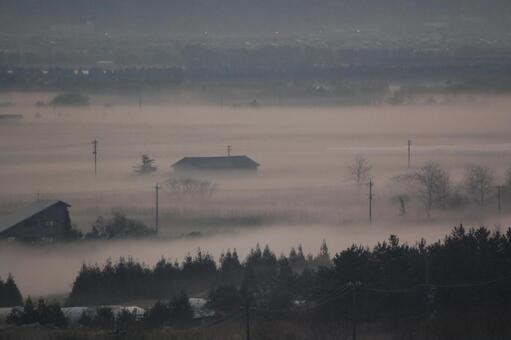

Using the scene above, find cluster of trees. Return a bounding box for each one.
[49,93,90,107]
[85,213,155,240]
[399,162,507,217]
[349,156,511,218]
[69,226,511,333]
[166,176,217,197]
[79,306,145,330]
[7,298,67,327]
[142,292,193,327]
[0,274,23,307]
[68,242,331,305]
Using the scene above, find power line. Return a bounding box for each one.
[3,142,90,152]
[361,273,511,294]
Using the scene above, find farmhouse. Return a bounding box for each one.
[172,155,259,174]
[0,200,72,241]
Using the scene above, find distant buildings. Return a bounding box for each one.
[172,155,259,174]
[0,200,72,241]
[49,21,96,37]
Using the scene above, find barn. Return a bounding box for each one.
[0,200,72,241]
[172,155,259,174]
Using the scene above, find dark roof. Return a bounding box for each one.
[172,155,259,170]
[0,200,70,233]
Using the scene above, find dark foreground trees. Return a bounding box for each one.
[7,297,67,327]
[69,225,511,323]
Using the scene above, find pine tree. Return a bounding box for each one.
[4,274,23,307]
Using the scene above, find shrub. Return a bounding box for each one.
[50,93,90,107]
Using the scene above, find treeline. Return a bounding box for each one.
[350,158,511,218]
[0,274,23,307]
[2,63,511,93]
[70,225,511,323]
[68,242,331,305]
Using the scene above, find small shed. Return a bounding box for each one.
[0,200,72,241]
[172,155,259,174]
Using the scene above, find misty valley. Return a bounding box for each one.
[2,1,511,338]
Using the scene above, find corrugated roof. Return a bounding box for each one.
[0,200,70,233]
[172,155,259,170]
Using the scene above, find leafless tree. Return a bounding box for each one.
[412,162,451,217]
[464,164,494,207]
[392,194,410,216]
[348,156,372,188]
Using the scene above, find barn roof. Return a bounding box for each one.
[0,200,70,233]
[172,155,259,170]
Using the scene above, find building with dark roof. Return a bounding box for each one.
[172,155,259,174]
[0,200,72,241]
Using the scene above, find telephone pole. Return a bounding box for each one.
[245,300,251,340]
[349,281,362,340]
[497,185,502,216]
[155,183,160,234]
[227,145,232,157]
[92,139,98,176]
[368,179,374,224]
[407,139,412,168]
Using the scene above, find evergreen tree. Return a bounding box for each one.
[0,277,4,307]
[134,154,157,175]
[170,291,193,323]
[4,274,23,307]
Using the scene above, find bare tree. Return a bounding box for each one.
[348,156,372,188]
[412,162,451,218]
[392,194,410,216]
[464,164,494,207]
[165,176,217,197]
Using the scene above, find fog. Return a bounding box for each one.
[1,92,511,296]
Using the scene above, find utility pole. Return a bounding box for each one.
[155,183,160,234]
[245,299,251,340]
[368,179,374,224]
[497,185,502,216]
[227,145,232,157]
[92,139,98,176]
[407,139,412,168]
[349,281,361,340]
